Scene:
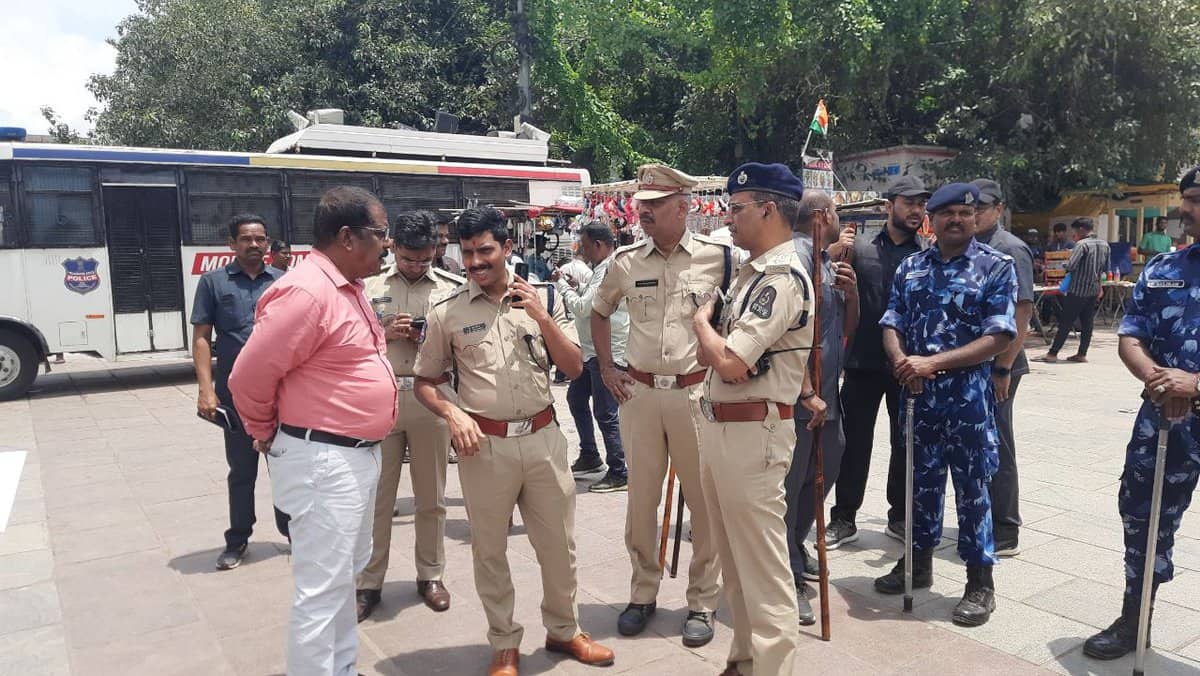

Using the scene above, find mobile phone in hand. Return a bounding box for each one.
[197,405,241,432]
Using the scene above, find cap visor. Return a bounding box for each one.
[889,189,932,199]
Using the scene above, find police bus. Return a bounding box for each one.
[0,123,589,398]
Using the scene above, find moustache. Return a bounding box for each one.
[468,265,491,274]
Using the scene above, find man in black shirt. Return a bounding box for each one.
[972,179,1035,556]
[825,175,930,547]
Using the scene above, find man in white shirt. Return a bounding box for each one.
[553,223,629,492]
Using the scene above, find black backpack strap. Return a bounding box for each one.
[546,283,556,318]
[721,245,732,293]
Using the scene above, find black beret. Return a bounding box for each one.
[727,162,804,201]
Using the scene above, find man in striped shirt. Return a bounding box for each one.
[1039,217,1110,363]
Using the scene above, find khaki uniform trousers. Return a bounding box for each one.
[699,407,799,676]
[620,381,721,611]
[358,386,451,589]
[458,422,581,650]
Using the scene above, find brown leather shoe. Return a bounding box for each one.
[356,589,381,623]
[416,580,450,612]
[545,632,614,666]
[488,648,519,676]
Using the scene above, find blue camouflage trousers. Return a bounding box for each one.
[1119,402,1200,601]
[903,370,1000,566]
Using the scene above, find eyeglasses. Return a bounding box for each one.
[728,199,772,215]
[348,225,390,239]
[398,255,433,268]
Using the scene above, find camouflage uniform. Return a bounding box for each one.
[1115,245,1200,601]
[880,239,1018,565]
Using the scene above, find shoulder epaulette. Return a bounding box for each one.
[430,267,466,286]
[694,233,732,249]
[432,285,470,309]
[613,239,650,258]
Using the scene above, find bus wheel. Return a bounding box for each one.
[0,330,38,400]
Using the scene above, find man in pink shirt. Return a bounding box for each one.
[230,186,398,676]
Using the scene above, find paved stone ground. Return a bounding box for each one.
[1,327,1199,675]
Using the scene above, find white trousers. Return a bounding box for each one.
[269,430,380,676]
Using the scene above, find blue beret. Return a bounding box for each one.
[727,162,804,201]
[926,183,981,213]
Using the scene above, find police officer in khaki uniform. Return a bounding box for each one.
[693,163,819,676]
[591,164,731,646]
[356,211,463,622]
[414,207,614,676]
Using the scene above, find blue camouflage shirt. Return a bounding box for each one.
[1117,244,1200,372]
[880,239,1018,365]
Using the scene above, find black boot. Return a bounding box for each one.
[1084,595,1153,660]
[874,549,934,595]
[952,565,996,626]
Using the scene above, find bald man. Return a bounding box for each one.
[784,191,859,623]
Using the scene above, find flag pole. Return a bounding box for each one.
[800,128,814,161]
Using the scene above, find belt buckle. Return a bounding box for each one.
[396,376,415,391]
[700,397,716,423]
[653,374,676,390]
[506,418,534,437]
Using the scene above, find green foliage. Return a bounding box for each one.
[86,0,1200,208]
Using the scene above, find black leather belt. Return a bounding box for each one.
[279,423,380,449]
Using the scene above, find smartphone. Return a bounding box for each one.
[514,262,529,280]
[197,405,241,433]
[410,317,427,333]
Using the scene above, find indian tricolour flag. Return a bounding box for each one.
[809,99,829,136]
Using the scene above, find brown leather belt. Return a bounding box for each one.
[710,401,794,423]
[400,373,449,391]
[627,366,706,390]
[468,405,555,438]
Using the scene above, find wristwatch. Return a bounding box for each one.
[992,365,1011,376]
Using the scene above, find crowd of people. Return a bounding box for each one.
[189,162,1200,676]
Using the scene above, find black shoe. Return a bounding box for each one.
[952,565,996,627]
[994,531,1020,557]
[356,588,381,623]
[1084,596,1152,660]
[800,545,820,582]
[215,543,248,570]
[681,610,714,647]
[796,584,816,626]
[618,602,656,636]
[884,521,905,542]
[589,473,628,493]
[571,455,604,477]
[874,550,934,595]
[448,447,459,464]
[824,519,858,549]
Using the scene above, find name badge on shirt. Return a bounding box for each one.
[635,279,659,288]
[463,322,487,335]
[905,269,930,280]
[1146,279,1185,289]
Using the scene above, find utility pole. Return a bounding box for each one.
[515,0,533,122]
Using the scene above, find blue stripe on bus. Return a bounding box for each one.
[13,147,251,166]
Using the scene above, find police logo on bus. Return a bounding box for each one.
[62,257,101,295]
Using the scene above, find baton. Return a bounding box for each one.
[809,212,832,640]
[1133,414,1171,676]
[904,394,916,613]
[671,487,685,577]
[659,462,676,571]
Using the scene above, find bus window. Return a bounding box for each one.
[24,166,99,247]
[377,175,458,219]
[185,169,283,244]
[288,171,374,245]
[461,178,529,207]
[0,169,16,247]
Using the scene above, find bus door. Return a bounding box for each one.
[101,186,186,353]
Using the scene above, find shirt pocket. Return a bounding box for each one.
[627,290,660,323]
[216,292,248,330]
[458,335,497,371]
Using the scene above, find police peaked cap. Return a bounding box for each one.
[926,183,981,213]
[727,162,804,201]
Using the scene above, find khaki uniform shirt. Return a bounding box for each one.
[706,239,815,405]
[364,264,464,377]
[414,274,579,420]
[593,230,733,375]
